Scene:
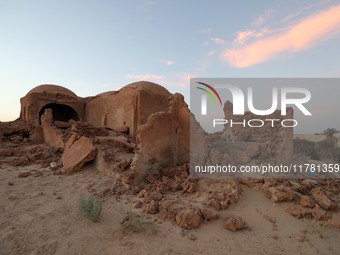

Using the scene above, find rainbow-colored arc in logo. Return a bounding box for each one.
[196,82,222,106]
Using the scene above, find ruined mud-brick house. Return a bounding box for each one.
[3,81,293,179]
[19,82,190,172]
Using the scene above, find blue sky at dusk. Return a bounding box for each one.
[1,0,340,130]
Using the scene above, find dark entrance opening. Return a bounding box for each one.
[39,103,80,124]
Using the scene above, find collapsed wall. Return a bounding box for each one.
[131,93,190,181]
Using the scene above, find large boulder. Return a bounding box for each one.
[62,134,96,172]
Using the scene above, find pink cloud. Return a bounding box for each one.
[223,4,340,68]
[234,29,270,45]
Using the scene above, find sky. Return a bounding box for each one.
[0,0,340,133]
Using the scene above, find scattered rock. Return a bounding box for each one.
[143,191,163,203]
[50,162,58,170]
[182,179,198,193]
[175,210,202,230]
[300,179,317,187]
[159,200,182,220]
[224,216,246,232]
[287,205,312,219]
[188,234,197,241]
[18,172,31,178]
[263,186,295,202]
[201,208,219,221]
[299,196,315,208]
[310,187,337,210]
[11,157,29,166]
[137,189,147,198]
[133,200,143,209]
[146,200,159,214]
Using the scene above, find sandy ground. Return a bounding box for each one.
[1,162,339,255]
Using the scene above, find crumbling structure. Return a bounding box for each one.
[18,82,190,181]
[3,81,294,181]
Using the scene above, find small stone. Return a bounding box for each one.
[146,200,159,214]
[224,216,246,232]
[133,200,143,209]
[201,208,219,221]
[188,234,197,241]
[50,162,58,170]
[18,172,31,178]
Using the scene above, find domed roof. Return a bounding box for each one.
[27,84,77,97]
[122,81,171,96]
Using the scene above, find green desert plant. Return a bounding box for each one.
[79,194,103,222]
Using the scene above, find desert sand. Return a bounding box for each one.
[1,161,339,255]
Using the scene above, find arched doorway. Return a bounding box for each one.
[39,103,80,124]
